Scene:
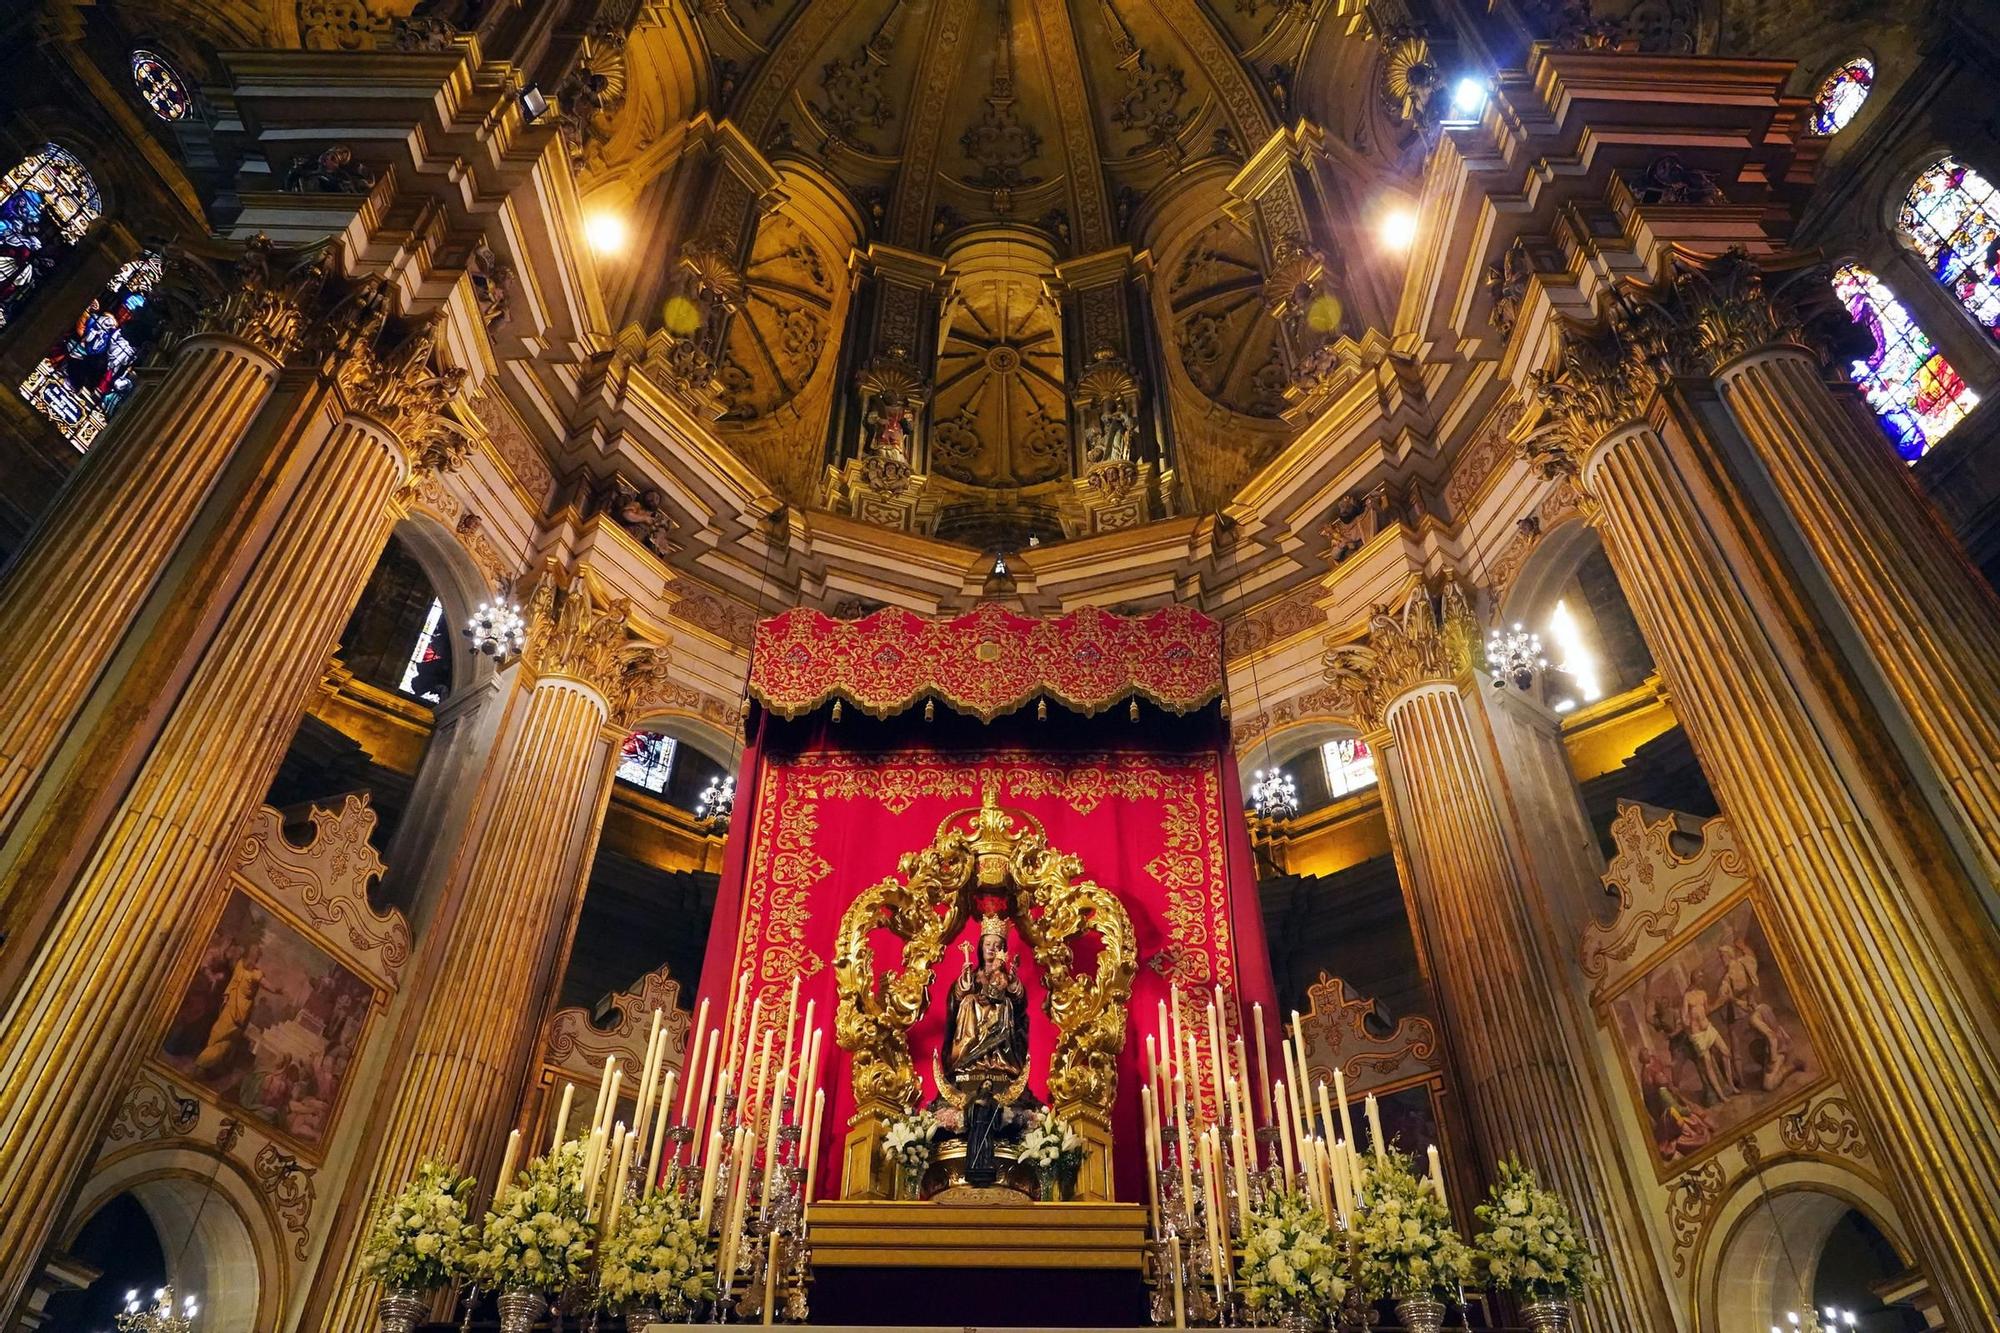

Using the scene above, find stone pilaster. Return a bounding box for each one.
[1323,584,1680,1333]
[1533,310,2000,1330]
[0,236,327,839]
[0,300,461,1315]
[305,579,669,1333]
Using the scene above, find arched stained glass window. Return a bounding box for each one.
[617,730,679,792]
[130,50,193,122]
[1831,262,1978,462]
[1900,156,2000,342]
[18,252,164,452]
[1810,57,1873,136]
[0,145,101,330]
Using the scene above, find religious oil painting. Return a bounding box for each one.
[1605,897,1821,1175]
[1346,1077,1443,1161]
[160,890,374,1150]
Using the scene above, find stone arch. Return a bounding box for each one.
[1695,1159,1912,1333]
[388,511,502,698]
[625,708,738,776]
[1243,714,1366,781]
[63,1147,284,1333]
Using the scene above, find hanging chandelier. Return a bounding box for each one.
[1485,621,1547,692]
[696,773,736,827]
[117,1286,197,1333]
[464,600,526,660]
[1774,1308,1857,1333]
[1248,767,1300,820]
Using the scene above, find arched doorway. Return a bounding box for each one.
[1712,1184,1926,1333]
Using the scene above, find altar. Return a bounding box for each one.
[690,605,1275,1325]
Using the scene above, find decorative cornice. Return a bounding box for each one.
[1319,580,1478,730]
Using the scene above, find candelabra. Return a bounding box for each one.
[697,774,736,828]
[1248,768,1299,821]
[465,600,526,660]
[1485,623,1547,691]
[116,1286,198,1333]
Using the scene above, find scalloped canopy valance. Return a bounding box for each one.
[748,604,1223,722]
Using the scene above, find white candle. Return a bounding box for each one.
[1168,985,1184,1085]
[1173,1073,1195,1208]
[1316,1082,1338,1180]
[688,1027,719,1155]
[734,997,764,1111]
[776,977,801,1109]
[1171,1232,1186,1328]
[1232,1113,1252,1229]
[644,1069,677,1194]
[1147,1034,1164,1117]
[1140,1085,1163,1232]
[1251,1004,1272,1124]
[1334,1068,1355,1147]
[1205,999,1226,1124]
[1427,1144,1448,1210]
[1274,1080,1295,1184]
[551,1082,575,1154]
[792,998,816,1122]
[590,1056,616,1135]
[697,1127,723,1226]
[762,1232,779,1326]
[681,997,711,1122]
[803,1088,825,1209]
[605,1126,635,1231]
[1366,1094,1385,1164]
[494,1128,521,1206]
[1157,1000,1172,1081]
[633,1009,663,1144]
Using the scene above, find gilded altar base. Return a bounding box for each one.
[806,1199,1149,1269]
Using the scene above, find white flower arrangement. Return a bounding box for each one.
[1018,1109,1085,1170]
[1473,1159,1599,1301]
[597,1186,717,1312]
[1351,1150,1475,1301]
[360,1158,474,1292]
[880,1109,941,1171]
[1237,1189,1348,1324]
[468,1138,594,1294]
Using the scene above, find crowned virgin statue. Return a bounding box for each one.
[944,915,1029,1090]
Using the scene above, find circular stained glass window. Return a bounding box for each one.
[1810,56,1874,136]
[130,49,193,122]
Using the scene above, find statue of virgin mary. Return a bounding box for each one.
[943,915,1029,1091]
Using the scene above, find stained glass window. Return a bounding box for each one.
[1830,262,1978,462]
[398,598,448,703]
[18,252,164,452]
[1810,57,1873,136]
[0,145,101,331]
[1900,156,2000,343]
[617,731,678,793]
[130,50,193,121]
[1319,737,1376,799]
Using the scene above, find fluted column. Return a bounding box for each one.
[0,237,327,837]
[1712,332,2000,892]
[1532,315,2000,1328]
[306,581,668,1333]
[1324,589,1680,1333]
[0,304,466,1314]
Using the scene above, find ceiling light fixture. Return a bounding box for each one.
[1379,206,1420,252]
[1449,76,1489,118]
[584,210,629,256]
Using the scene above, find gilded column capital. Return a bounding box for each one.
[1320,580,1478,729]
[1528,319,1652,472]
[316,292,471,477]
[159,233,335,363]
[521,573,674,726]
[1658,249,1811,372]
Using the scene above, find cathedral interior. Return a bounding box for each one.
[1,0,1998,1330]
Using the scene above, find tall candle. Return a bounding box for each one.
[1330,1139,1351,1221]
[1290,1010,1309,1082]
[495,1128,521,1206]
[791,998,816,1122]
[1251,1004,1272,1123]
[1173,1073,1195,1208]
[682,998,711,1122]
[1147,1034,1163,1117]
[1274,1080,1295,1184]
[1204,999,1225,1122]
[762,1232,779,1326]
[1168,985,1184,1085]
[1231,1114,1252,1229]
[1427,1144,1448,1210]
[1365,1094,1386,1164]
[776,977,801,1108]
[1140,1085,1163,1232]
[551,1082,576,1154]
[734,997,765,1110]
[688,1028,718,1153]
[697,1126,723,1226]
[1157,1000,1172,1081]
[1316,1082,1338,1187]
[1333,1069,1355,1147]
[722,971,750,1084]
[590,1056,616,1136]
[606,1126,635,1231]
[1280,1040,1307,1154]
[1171,1229,1186,1329]
[1204,1131,1228,1298]
[645,1069,677,1193]
[803,1088,826,1209]
[1315,1137,1336,1217]
[633,1010,663,1143]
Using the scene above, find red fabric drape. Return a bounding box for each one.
[692,705,1275,1205]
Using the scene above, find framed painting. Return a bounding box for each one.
[1602,893,1824,1177]
[159,889,376,1152]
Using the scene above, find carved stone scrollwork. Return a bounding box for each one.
[833,789,1137,1116]
[1779,1093,1870,1163]
[106,1078,201,1145]
[1319,580,1478,729]
[160,234,334,363]
[1666,1158,1726,1276]
[253,1143,318,1261]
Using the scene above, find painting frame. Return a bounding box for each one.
[1598,888,1830,1182]
[154,883,385,1162]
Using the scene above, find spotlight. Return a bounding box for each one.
[1379,206,1420,252]
[520,84,550,123]
[1450,76,1488,117]
[584,211,629,256]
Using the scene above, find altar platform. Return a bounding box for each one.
[803,1200,1150,1325]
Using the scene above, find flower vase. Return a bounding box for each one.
[1037,1164,1061,1202]
[376,1288,428,1333]
[1519,1297,1572,1332]
[496,1288,547,1333]
[1393,1294,1445,1333]
[1278,1310,1316,1333]
[626,1301,663,1329]
[897,1158,925,1201]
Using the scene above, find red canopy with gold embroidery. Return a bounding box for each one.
[747,603,1223,722]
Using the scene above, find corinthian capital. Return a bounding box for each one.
[522,573,675,725]
[1663,249,1811,371]
[323,303,471,475]
[1530,320,1651,460]
[1320,580,1478,729]
[160,234,334,362]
